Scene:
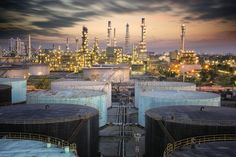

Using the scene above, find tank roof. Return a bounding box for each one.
[136,81,195,87]
[0,139,76,157]
[141,90,219,99]
[169,141,236,157]
[53,79,110,85]
[0,104,98,124]
[0,78,26,82]
[146,106,236,126]
[0,84,11,90]
[28,89,106,98]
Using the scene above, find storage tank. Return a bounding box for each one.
[83,64,130,82]
[139,90,220,126]
[135,81,196,108]
[0,84,11,105]
[27,89,107,127]
[0,66,28,78]
[0,104,99,157]
[0,138,76,157]
[0,78,26,104]
[51,79,112,108]
[28,64,50,76]
[145,106,236,157]
[168,140,236,157]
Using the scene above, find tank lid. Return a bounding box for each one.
[146,106,236,126]
[0,104,98,124]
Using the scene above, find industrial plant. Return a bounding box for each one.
[0,16,236,157]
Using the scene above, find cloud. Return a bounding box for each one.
[0,0,235,40]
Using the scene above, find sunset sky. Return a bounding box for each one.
[0,0,235,54]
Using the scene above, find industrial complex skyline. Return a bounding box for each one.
[0,0,236,54]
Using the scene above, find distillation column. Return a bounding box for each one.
[107,21,112,47]
[180,24,186,51]
[125,23,130,54]
[28,34,31,60]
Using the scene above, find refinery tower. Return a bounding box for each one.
[137,18,147,61]
[180,24,185,51]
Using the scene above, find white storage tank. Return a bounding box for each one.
[0,78,26,103]
[139,90,221,126]
[0,138,76,157]
[27,89,107,127]
[83,64,130,82]
[51,79,112,108]
[28,64,50,76]
[135,81,196,108]
[0,66,29,79]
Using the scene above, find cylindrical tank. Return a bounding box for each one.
[0,84,11,105]
[83,65,130,82]
[139,90,220,126]
[169,140,236,157]
[0,138,77,157]
[145,106,236,157]
[0,104,99,157]
[27,89,107,127]
[135,81,196,108]
[0,78,26,104]
[51,79,112,108]
[28,64,50,76]
[0,67,28,79]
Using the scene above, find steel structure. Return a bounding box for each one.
[125,23,130,54]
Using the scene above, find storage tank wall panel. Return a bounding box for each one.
[135,81,196,108]
[51,80,112,108]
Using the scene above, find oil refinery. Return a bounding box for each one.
[0,16,236,157]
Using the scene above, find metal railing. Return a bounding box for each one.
[163,134,236,157]
[0,132,77,156]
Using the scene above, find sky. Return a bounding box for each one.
[0,0,236,54]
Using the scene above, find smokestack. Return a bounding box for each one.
[28,34,31,59]
[180,24,186,51]
[113,28,117,47]
[66,37,69,52]
[75,38,79,51]
[107,21,112,47]
[125,23,130,54]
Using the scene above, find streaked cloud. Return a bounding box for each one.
[0,0,235,53]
